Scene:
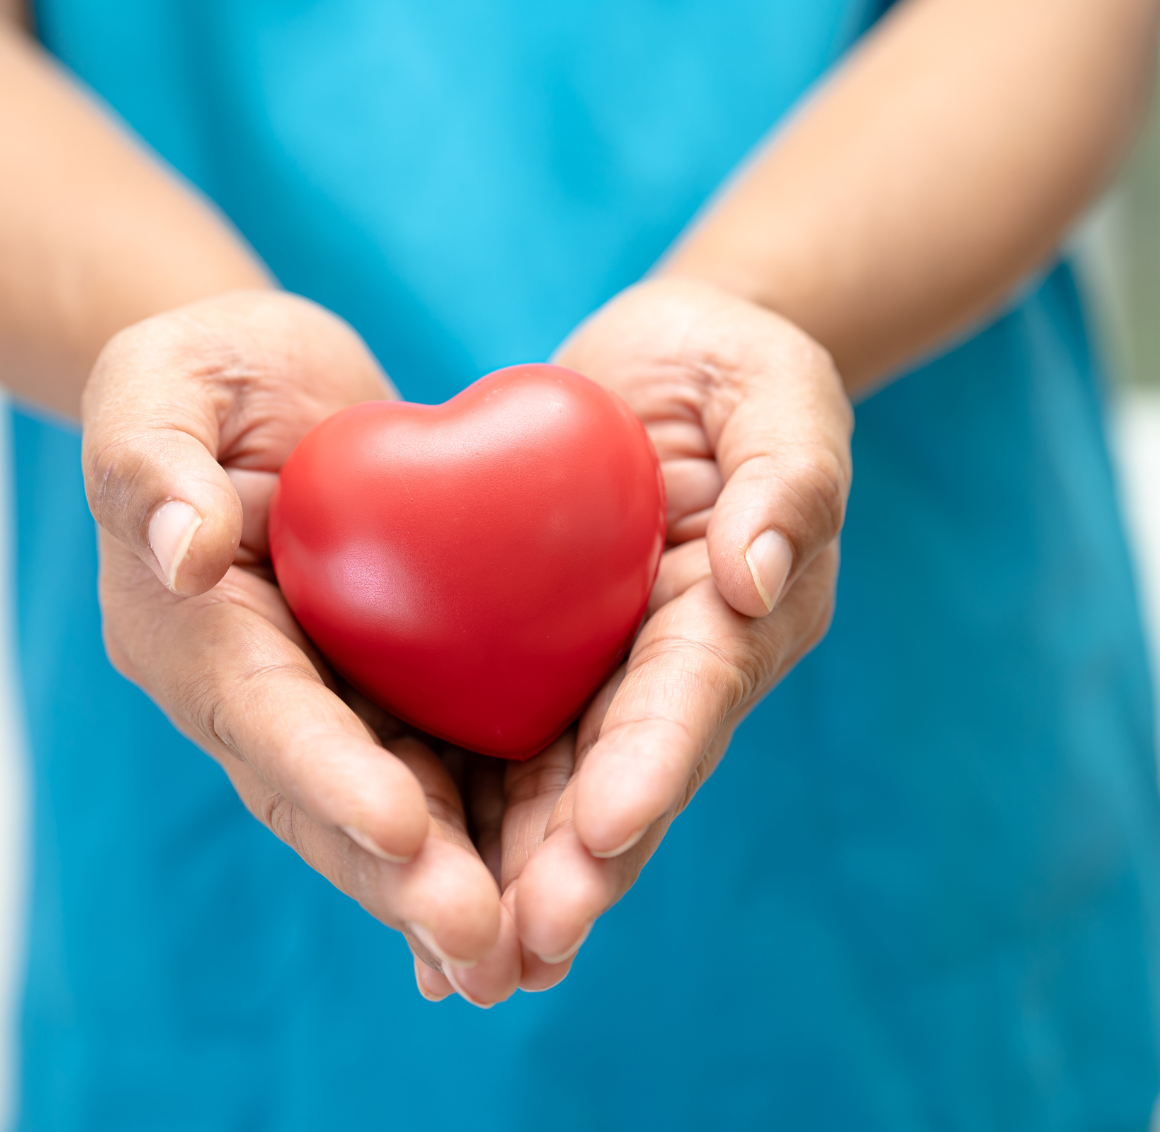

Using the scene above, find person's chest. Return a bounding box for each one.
[34,0,884,395]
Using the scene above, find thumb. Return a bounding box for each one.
[81,290,389,596]
[82,306,247,596]
[705,320,852,617]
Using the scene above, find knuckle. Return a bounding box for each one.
[181,666,236,757]
[631,629,752,718]
[679,739,731,814]
[83,432,127,526]
[258,789,330,888]
[164,611,259,757]
[777,447,849,546]
[808,449,850,533]
[84,428,170,537]
[264,792,302,852]
[208,659,318,758]
[732,628,785,702]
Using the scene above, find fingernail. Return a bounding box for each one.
[341,823,411,864]
[534,922,592,966]
[406,922,477,970]
[413,957,450,1002]
[148,500,202,592]
[745,529,793,612]
[590,824,648,860]
[441,962,493,1010]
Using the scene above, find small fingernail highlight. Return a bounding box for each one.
[414,958,450,1002]
[589,825,648,860]
[148,500,202,592]
[341,823,411,864]
[534,922,593,966]
[745,529,793,613]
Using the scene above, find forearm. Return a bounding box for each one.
[0,19,270,420]
[664,0,1159,395]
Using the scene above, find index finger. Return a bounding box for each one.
[571,546,839,858]
[100,539,430,864]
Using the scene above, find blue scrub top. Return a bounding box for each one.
[15,1,1160,1129]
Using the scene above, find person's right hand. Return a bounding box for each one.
[82,291,523,1003]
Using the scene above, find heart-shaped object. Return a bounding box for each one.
[268,364,666,759]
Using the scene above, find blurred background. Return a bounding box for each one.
[0,75,1158,1132]
[1075,82,1160,679]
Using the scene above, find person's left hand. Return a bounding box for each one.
[413,278,853,1000]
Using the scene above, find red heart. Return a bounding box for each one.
[268,364,666,760]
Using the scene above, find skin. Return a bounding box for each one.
[1,0,1157,1005]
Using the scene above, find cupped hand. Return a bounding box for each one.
[82,291,522,1004]
[422,278,852,996]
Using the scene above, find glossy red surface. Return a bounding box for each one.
[268,364,666,759]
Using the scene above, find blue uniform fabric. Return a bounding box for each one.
[15,1,1160,1128]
